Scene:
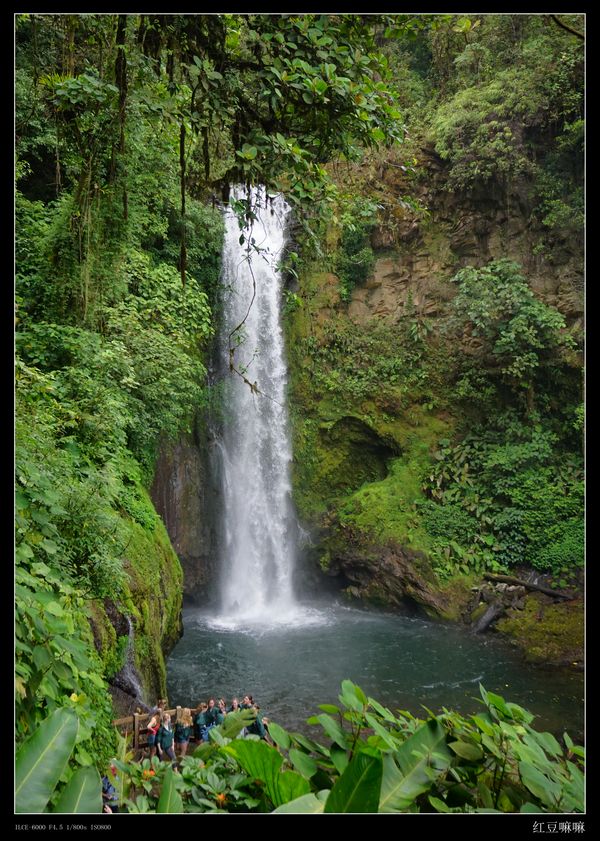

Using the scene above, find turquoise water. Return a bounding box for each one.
[167,598,584,741]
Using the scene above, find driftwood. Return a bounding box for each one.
[482,573,576,601]
[473,601,505,634]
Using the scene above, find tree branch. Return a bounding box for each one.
[550,14,584,40]
[482,572,576,601]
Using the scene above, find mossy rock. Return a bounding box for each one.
[495,593,584,666]
[436,575,476,622]
[87,485,183,708]
[330,540,456,620]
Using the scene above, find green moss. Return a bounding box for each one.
[86,484,183,705]
[121,491,183,700]
[334,410,450,550]
[87,601,117,666]
[496,594,584,665]
[436,574,477,622]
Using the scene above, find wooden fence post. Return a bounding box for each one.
[134,713,140,751]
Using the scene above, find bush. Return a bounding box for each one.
[532,518,584,574]
[113,681,584,813]
[422,410,584,573]
[419,500,479,546]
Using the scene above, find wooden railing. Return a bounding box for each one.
[113,706,202,750]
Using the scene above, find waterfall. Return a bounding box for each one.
[213,185,298,625]
[112,615,146,705]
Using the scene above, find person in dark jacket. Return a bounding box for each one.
[174,708,193,757]
[247,705,268,739]
[194,703,209,742]
[214,698,227,726]
[157,712,176,761]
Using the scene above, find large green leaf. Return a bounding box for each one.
[16,707,79,813]
[379,719,451,812]
[224,738,309,807]
[268,721,291,751]
[449,740,484,761]
[339,679,367,710]
[518,761,562,809]
[324,752,382,813]
[561,760,584,812]
[315,713,350,748]
[330,744,349,775]
[364,712,400,750]
[526,729,562,758]
[156,767,183,813]
[367,698,397,724]
[273,791,329,813]
[53,767,102,814]
[277,769,312,806]
[289,748,317,779]
[217,709,256,741]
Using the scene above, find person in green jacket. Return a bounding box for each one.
[175,708,193,757]
[194,703,209,742]
[157,712,176,761]
[247,705,268,740]
[214,698,227,726]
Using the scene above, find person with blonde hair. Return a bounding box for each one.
[175,708,193,757]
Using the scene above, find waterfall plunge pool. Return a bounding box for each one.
[167,597,584,741]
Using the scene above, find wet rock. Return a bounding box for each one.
[331,542,457,619]
[151,431,215,601]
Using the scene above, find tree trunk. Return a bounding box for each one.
[473,600,504,633]
[482,573,576,600]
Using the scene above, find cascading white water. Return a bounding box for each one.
[213,185,299,626]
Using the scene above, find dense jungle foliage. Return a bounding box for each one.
[16,681,584,814]
[15,12,583,813]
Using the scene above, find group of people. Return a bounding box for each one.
[145,694,269,761]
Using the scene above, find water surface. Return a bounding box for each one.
[167,598,584,740]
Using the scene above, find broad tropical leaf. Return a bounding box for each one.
[16,708,79,813]
[268,721,291,750]
[324,752,382,813]
[53,767,102,813]
[156,767,183,813]
[216,709,256,741]
[224,738,309,807]
[289,748,317,779]
[273,791,329,813]
[379,719,451,812]
[518,761,562,809]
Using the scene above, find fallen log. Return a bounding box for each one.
[473,601,505,634]
[482,573,576,601]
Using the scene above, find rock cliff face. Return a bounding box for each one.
[350,146,583,330]
[328,541,467,620]
[150,429,216,603]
